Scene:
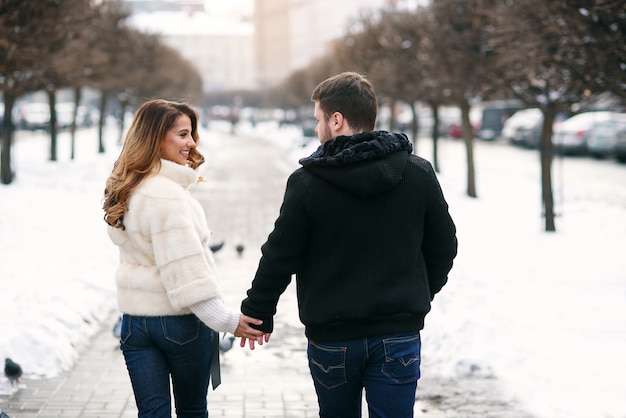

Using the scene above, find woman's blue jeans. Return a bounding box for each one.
[307,332,421,418]
[120,314,214,418]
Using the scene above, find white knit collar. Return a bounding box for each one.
[158,159,198,189]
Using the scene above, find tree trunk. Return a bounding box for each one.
[1,92,16,184]
[70,86,82,160]
[461,100,477,198]
[48,90,58,162]
[118,99,128,145]
[409,101,419,154]
[388,99,397,132]
[430,102,440,172]
[98,89,107,154]
[540,107,557,232]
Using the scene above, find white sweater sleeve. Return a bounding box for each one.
[189,297,239,334]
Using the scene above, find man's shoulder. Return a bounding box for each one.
[407,154,435,173]
[288,166,314,182]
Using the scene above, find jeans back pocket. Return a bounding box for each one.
[161,315,201,345]
[381,334,421,384]
[308,341,347,389]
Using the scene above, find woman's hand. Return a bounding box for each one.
[234,314,270,350]
[239,332,271,350]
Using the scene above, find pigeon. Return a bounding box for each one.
[219,335,236,354]
[4,358,22,387]
[235,244,245,257]
[209,241,225,253]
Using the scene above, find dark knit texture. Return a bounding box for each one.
[242,131,457,341]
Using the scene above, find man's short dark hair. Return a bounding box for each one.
[311,72,377,132]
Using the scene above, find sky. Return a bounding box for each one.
[1,118,625,418]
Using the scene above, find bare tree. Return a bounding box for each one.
[24,0,93,162]
[488,0,617,231]
[135,41,204,104]
[0,0,88,183]
[324,6,449,169]
[84,0,132,153]
[270,0,623,233]
[429,0,498,198]
[372,7,450,164]
[556,0,626,100]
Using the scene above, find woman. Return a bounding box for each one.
[103,99,265,417]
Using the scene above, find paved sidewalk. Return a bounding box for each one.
[1,311,137,418]
[0,305,319,418]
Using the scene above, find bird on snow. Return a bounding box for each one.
[235,244,245,257]
[209,241,225,253]
[4,358,22,387]
[219,335,236,354]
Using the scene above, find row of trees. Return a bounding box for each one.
[0,0,203,184]
[273,0,625,232]
[2,0,624,231]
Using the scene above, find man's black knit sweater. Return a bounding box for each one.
[241,130,457,342]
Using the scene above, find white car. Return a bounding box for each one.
[586,116,626,158]
[502,108,543,146]
[17,102,50,131]
[553,111,625,155]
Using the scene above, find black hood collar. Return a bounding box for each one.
[298,131,413,196]
[299,131,413,167]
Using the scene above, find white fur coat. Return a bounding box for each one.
[108,159,222,316]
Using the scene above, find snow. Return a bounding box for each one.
[1,120,625,418]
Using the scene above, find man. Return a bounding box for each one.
[241,72,457,417]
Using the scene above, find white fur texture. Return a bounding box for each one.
[108,160,222,315]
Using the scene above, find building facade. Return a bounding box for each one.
[254,0,393,88]
[125,0,408,92]
[127,3,255,93]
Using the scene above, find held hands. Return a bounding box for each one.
[240,332,271,350]
[234,314,271,350]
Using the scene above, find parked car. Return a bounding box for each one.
[586,115,626,158]
[447,122,462,138]
[518,112,568,149]
[447,120,479,139]
[501,108,569,149]
[56,102,76,129]
[502,108,543,146]
[553,111,625,155]
[475,102,524,141]
[17,102,50,131]
[613,128,626,163]
[15,102,93,131]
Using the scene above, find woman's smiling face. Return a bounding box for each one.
[160,114,195,165]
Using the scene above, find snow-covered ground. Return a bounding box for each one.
[1,119,625,418]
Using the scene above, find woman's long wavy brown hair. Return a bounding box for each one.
[103,99,205,229]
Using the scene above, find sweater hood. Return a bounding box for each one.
[299,131,413,196]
